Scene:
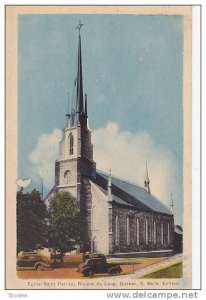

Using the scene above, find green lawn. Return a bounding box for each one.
[141,262,183,278]
[107,256,166,265]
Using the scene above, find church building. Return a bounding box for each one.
[45,22,174,255]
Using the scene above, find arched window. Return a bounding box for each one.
[136,218,140,246]
[153,220,157,245]
[69,133,74,155]
[161,222,164,245]
[115,216,119,246]
[167,222,170,245]
[126,217,130,245]
[145,219,149,245]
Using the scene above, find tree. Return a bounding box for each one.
[17,189,47,253]
[47,192,80,260]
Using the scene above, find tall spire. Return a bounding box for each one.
[108,169,112,200]
[144,162,150,194]
[65,91,71,127]
[170,193,174,214]
[67,20,88,128]
[85,93,87,117]
[75,20,84,116]
[84,93,88,127]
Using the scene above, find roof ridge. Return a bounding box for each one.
[96,169,147,193]
[96,169,171,215]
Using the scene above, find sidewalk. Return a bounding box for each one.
[114,254,183,279]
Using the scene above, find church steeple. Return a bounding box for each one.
[76,20,84,115]
[144,162,150,194]
[108,169,112,201]
[84,93,88,117]
[68,20,87,128]
[170,193,174,214]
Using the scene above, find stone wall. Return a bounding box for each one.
[79,178,92,245]
[111,204,174,253]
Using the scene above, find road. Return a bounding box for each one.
[17,256,168,279]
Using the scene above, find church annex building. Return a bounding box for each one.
[45,22,175,255]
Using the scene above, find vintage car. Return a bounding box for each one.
[17,254,50,270]
[50,251,64,261]
[77,254,122,277]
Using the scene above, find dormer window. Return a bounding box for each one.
[69,133,74,155]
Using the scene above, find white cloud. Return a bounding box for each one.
[16,178,32,188]
[29,128,62,188]
[92,122,177,208]
[29,122,179,211]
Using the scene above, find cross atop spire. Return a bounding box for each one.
[75,20,84,36]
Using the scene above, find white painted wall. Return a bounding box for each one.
[90,181,109,254]
[59,127,78,160]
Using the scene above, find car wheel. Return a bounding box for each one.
[35,264,43,271]
[109,267,121,275]
[88,269,94,277]
[83,269,93,277]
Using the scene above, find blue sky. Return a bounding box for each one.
[18,14,183,224]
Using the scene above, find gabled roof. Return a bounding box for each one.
[91,170,172,215]
[91,181,134,208]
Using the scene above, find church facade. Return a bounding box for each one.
[45,24,174,255]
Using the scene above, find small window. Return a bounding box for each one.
[167,222,170,244]
[161,222,164,245]
[126,217,130,245]
[69,133,74,155]
[136,218,140,246]
[115,216,120,246]
[153,220,157,245]
[145,219,149,245]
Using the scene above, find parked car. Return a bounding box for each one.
[77,254,122,277]
[17,254,50,270]
[50,252,64,261]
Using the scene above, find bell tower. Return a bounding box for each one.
[54,21,96,247]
